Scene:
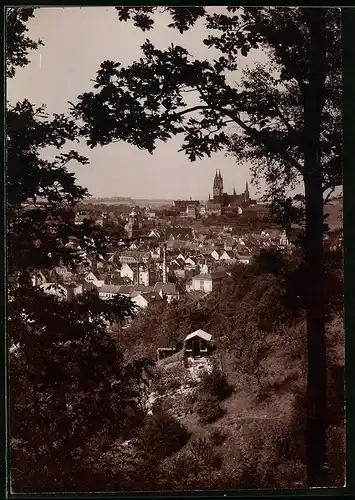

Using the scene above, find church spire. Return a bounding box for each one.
[245,182,249,194]
[213,170,218,188]
[233,187,236,196]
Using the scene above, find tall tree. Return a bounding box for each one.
[72,7,341,486]
[6,8,150,492]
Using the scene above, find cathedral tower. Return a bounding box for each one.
[218,170,224,195]
[213,169,223,201]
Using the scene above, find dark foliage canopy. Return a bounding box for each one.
[7,8,151,492]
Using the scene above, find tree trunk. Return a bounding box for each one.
[304,172,328,487]
[302,9,329,487]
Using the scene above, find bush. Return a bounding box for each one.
[156,436,225,490]
[191,436,223,469]
[156,448,224,491]
[137,410,190,459]
[209,428,228,446]
[195,394,224,424]
[199,369,233,401]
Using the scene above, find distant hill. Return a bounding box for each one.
[84,198,175,208]
[134,199,174,208]
[86,197,135,205]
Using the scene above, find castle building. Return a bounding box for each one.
[207,170,251,215]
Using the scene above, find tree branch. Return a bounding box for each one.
[222,108,304,174]
[171,105,210,118]
[273,101,296,136]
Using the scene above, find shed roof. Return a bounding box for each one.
[184,329,212,342]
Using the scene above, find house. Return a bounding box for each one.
[184,256,197,268]
[165,239,188,250]
[183,329,213,359]
[190,271,227,294]
[170,258,183,268]
[236,254,252,265]
[138,266,150,287]
[211,249,221,261]
[131,291,162,309]
[119,250,150,265]
[219,250,234,262]
[165,227,194,241]
[120,263,135,282]
[186,205,197,218]
[149,229,161,239]
[85,271,99,283]
[116,284,154,297]
[199,205,207,216]
[92,280,106,288]
[98,284,121,300]
[106,253,116,264]
[173,200,200,214]
[82,281,97,293]
[153,282,179,302]
[200,246,215,257]
[150,246,161,259]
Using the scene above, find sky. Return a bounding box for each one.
[7,7,293,201]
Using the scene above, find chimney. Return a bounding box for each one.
[162,244,167,284]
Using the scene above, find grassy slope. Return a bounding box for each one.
[154,314,344,488]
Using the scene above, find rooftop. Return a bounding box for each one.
[184,329,212,342]
[192,271,227,281]
[154,282,178,295]
[139,292,162,303]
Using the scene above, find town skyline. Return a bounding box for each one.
[85,171,256,202]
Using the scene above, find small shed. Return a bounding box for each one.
[183,329,213,359]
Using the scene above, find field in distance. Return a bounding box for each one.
[85,198,190,208]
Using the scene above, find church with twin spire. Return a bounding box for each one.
[207,169,251,215]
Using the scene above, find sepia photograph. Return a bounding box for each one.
[6,6,344,493]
